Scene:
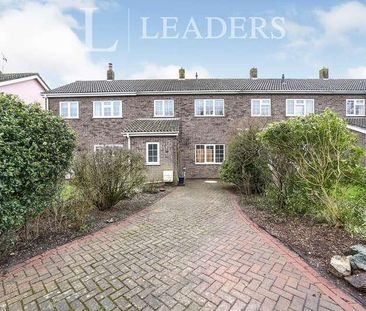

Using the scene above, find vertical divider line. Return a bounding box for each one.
[127,8,131,52]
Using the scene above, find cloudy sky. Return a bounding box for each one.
[1,0,366,88]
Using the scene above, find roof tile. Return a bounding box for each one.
[347,118,366,129]
[46,79,366,94]
[0,73,37,82]
[123,119,180,134]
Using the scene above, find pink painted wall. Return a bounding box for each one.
[0,79,46,108]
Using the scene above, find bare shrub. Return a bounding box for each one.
[72,149,146,210]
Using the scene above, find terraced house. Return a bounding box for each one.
[44,65,366,181]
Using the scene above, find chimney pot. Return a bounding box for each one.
[250,67,258,79]
[179,67,185,80]
[107,63,115,80]
[319,67,329,79]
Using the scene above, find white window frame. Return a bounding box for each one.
[194,99,225,117]
[146,142,160,166]
[154,100,174,117]
[93,100,122,118]
[94,144,124,152]
[286,99,314,117]
[59,101,79,119]
[195,144,225,165]
[346,99,365,117]
[251,99,271,117]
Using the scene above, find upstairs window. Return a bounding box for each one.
[146,142,160,165]
[154,100,174,117]
[346,99,365,116]
[251,99,271,116]
[286,99,314,116]
[59,101,79,119]
[195,99,224,116]
[93,101,122,118]
[195,144,225,164]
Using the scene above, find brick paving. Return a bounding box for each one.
[0,181,364,311]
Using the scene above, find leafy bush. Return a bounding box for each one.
[259,109,365,226]
[220,127,269,194]
[72,149,146,210]
[336,185,366,239]
[0,94,76,235]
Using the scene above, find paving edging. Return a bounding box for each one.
[229,191,365,311]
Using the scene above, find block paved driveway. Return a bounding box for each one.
[0,181,364,311]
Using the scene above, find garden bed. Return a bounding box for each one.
[239,196,366,307]
[0,187,173,274]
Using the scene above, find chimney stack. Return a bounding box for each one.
[179,67,185,80]
[250,67,258,79]
[319,67,329,79]
[107,63,115,80]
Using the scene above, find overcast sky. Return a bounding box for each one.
[1,0,366,88]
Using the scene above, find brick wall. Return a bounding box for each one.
[48,93,366,179]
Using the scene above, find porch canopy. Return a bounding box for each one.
[122,118,180,137]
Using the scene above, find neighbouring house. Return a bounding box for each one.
[0,72,49,108]
[43,64,366,181]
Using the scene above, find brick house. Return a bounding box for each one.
[44,65,366,181]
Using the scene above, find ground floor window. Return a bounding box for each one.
[195,144,225,164]
[146,142,160,165]
[94,144,123,152]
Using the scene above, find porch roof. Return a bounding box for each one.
[347,118,366,130]
[123,118,180,136]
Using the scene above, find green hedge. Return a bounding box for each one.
[259,109,365,225]
[0,94,76,234]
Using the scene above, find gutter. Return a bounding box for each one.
[43,90,366,98]
[347,125,366,135]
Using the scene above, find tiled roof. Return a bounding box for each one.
[347,118,366,129]
[0,72,38,82]
[46,79,366,95]
[123,118,180,134]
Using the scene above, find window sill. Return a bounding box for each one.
[194,115,225,118]
[251,115,272,117]
[195,163,223,165]
[146,163,160,166]
[346,114,366,117]
[92,117,123,119]
[153,115,175,118]
[286,115,307,117]
[62,117,79,120]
